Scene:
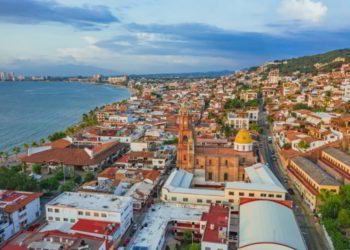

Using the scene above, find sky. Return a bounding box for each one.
[0,0,349,76]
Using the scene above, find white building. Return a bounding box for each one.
[161,163,287,211]
[0,190,42,244]
[45,192,133,241]
[238,199,307,250]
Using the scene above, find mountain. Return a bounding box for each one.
[265,48,350,75]
[129,70,232,79]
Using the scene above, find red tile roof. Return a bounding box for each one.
[21,142,125,166]
[201,205,229,244]
[71,219,120,236]
[0,191,42,213]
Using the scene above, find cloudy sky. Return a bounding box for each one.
[0,0,349,76]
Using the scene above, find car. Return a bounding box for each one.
[272,156,277,161]
[288,188,295,195]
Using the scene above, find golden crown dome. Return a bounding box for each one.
[234,129,253,144]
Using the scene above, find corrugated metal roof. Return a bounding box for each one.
[291,156,340,186]
[239,200,307,250]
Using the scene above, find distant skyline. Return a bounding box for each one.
[0,0,350,76]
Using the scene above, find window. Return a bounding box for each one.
[70,219,75,223]
[171,197,177,201]
[208,159,212,165]
[268,194,274,198]
[48,208,53,212]
[94,213,99,217]
[206,200,212,204]
[225,160,228,166]
[276,194,282,198]
[54,209,59,213]
[208,172,213,180]
[197,199,203,203]
[249,193,255,197]
[101,213,107,218]
[224,173,228,181]
[85,212,91,216]
[229,199,234,203]
[205,247,211,250]
[184,155,187,161]
[55,217,60,221]
[229,191,234,196]
[216,200,221,204]
[78,211,83,215]
[183,198,188,202]
[260,193,267,197]
[239,192,244,196]
[63,218,68,222]
[196,159,199,164]
[48,216,53,221]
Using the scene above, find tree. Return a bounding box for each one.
[23,143,30,154]
[297,140,310,150]
[83,171,95,182]
[293,103,310,110]
[183,230,193,244]
[0,167,39,191]
[187,243,200,250]
[32,164,42,175]
[12,146,20,158]
[250,122,262,133]
[337,208,350,228]
[40,138,46,144]
[48,131,66,142]
[31,141,38,147]
[40,177,59,191]
[59,180,76,192]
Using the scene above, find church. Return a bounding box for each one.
[176,106,257,182]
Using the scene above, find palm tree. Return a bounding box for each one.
[0,151,4,166]
[12,147,20,160]
[40,138,46,144]
[31,141,38,147]
[3,152,9,167]
[23,143,29,154]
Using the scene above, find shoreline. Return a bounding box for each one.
[0,82,133,157]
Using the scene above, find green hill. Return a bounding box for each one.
[266,48,350,75]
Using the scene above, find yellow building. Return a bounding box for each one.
[289,157,340,211]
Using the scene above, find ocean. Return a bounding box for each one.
[0,81,130,152]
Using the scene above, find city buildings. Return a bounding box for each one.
[177,107,257,182]
[0,190,42,244]
[161,163,287,211]
[44,192,133,241]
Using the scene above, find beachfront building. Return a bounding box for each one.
[288,157,340,211]
[177,107,257,182]
[44,192,133,241]
[0,190,42,245]
[161,163,286,211]
[318,147,350,184]
[21,138,127,172]
[238,199,307,250]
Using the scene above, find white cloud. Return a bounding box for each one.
[278,0,327,23]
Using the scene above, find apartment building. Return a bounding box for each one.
[45,192,133,241]
[0,190,42,244]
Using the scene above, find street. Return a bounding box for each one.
[258,105,331,250]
